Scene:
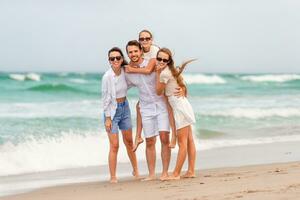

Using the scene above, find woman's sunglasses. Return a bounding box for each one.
[109,56,122,62]
[139,37,151,42]
[156,57,169,63]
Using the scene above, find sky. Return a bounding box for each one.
[0,0,299,73]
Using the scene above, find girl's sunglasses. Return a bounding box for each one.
[139,37,151,42]
[109,56,122,61]
[156,57,169,63]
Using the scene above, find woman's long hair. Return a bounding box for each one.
[108,47,128,67]
[157,48,196,91]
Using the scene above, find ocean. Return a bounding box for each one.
[1,72,300,178]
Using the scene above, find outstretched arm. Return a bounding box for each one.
[125,58,156,74]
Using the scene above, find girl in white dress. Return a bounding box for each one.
[156,48,197,180]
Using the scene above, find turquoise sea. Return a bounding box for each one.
[1,72,300,177]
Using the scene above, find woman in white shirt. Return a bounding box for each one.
[102,47,139,183]
[156,48,197,180]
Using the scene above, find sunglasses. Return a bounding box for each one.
[139,37,151,42]
[156,57,169,63]
[109,56,122,62]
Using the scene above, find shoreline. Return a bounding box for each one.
[1,140,300,198]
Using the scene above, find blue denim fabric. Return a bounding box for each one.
[108,100,132,134]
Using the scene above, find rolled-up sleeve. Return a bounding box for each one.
[101,75,111,117]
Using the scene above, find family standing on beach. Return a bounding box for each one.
[102,30,196,183]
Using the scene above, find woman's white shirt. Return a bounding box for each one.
[115,69,127,98]
[102,68,127,119]
[159,67,179,97]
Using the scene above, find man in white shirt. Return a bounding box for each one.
[125,40,170,181]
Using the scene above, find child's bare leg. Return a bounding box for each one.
[133,101,144,152]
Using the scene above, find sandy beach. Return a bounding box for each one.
[1,140,300,200]
[1,161,300,200]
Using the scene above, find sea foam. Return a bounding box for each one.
[184,74,226,84]
[241,74,300,83]
[9,73,41,81]
[204,107,300,119]
[0,131,145,176]
[9,74,26,81]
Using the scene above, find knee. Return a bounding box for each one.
[177,140,187,150]
[146,139,155,148]
[124,139,133,148]
[110,142,119,152]
[160,137,169,146]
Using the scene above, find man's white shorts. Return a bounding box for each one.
[139,101,170,138]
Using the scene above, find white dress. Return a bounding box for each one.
[160,67,196,130]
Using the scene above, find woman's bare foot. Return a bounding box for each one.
[132,137,144,152]
[110,177,118,183]
[132,170,140,179]
[141,176,156,182]
[182,171,196,178]
[169,137,176,148]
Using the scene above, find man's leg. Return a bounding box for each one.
[159,131,170,180]
[143,136,157,181]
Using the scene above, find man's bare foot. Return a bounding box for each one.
[169,137,176,148]
[141,176,156,182]
[166,174,180,180]
[110,177,118,183]
[182,172,196,178]
[132,137,144,152]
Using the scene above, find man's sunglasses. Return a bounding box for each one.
[139,37,151,42]
[109,56,122,62]
[156,57,169,63]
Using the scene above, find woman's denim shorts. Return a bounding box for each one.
[107,99,132,134]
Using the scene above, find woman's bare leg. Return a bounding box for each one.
[121,129,139,178]
[168,126,189,180]
[107,133,119,183]
[182,126,196,178]
[133,102,144,152]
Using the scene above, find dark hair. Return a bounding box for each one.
[157,48,196,93]
[139,29,153,38]
[126,40,142,53]
[108,47,128,66]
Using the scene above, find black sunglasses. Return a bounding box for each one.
[156,57,169,63]
[139,37,151,42]
[109,56,122,62]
